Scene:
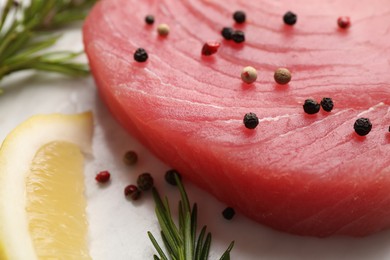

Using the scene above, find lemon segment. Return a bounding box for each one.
[0,112,93,260]
[27,141,90,259]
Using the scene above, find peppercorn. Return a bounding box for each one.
[231,30,245,43]
[145,15,155,25]
[320,97,334,112]
[354,118,372,136]
[221,27,234,40]
[134,48,148,62]
[201,41,220,56]
[241,66,257,84]
[303,99,320,114]
[124,185,141,200]
[283,11,297,25]
[137,173,154,191]
[274,68,291,85]
[233,10,246,24]
[165,169,181,186]
[123,150,138,165]
[95,170,110,183]
[243,112,259,129]
[157,23,170,36]
[222,207,235,220]
[337,16,350,29]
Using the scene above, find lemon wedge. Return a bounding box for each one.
[0,112,93,259]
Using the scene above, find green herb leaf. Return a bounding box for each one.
[184,212,193,260]
[149,172,234,260]
[199,233,211,260]
[0,0,97,83]
[194,226,207,260]
[148,231,169,260]
[219,241,235,260]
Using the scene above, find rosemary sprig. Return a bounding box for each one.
[148,174,235,260]
[0,0,98,82]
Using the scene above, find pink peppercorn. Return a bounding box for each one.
[201,41,220,56]
[95,171,111,183]
[124,185,141,200]
[337,16,350,29]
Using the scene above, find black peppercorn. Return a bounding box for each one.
[233,11,246,24]
[283,11,297,25]
[243,112,259,129]
[145,15,155,25]
[320,97,334,112]
[354,118,372,136]
[222,207,235,220]
[137,173,154,191]
[231,30,245,43]
[134,48,148,62]
[303,99,320,114]
[221,27,234,40]
[165,169,181,186]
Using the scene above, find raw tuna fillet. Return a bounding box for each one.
[83,0,390,236]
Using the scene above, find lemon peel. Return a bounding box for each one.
[0,112,93,259]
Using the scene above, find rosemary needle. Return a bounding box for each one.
[148,173,235,260]
[0,0,98,82]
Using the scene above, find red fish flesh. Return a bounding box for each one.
[83,0,390,236]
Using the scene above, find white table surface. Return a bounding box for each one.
[1,23,390,260]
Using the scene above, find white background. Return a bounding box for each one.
[1,18,390,260]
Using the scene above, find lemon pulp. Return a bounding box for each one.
[26,141,90,259]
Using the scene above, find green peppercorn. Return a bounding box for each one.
[241,66,257,84]
[157,23,170,36]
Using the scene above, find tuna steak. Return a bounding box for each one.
[83,0,390,236]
